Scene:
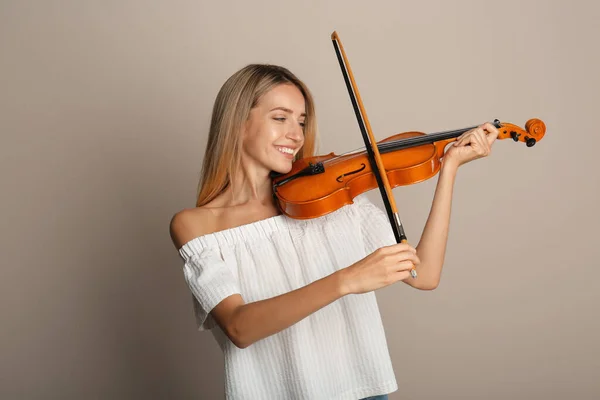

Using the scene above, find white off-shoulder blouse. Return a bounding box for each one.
[178,194,399,399]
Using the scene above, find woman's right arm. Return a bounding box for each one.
[170,209,419,349]
[213,242,419,349]
[212,272,344,349]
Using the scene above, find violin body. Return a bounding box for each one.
[272,119,546,219]
[273,132,442,219]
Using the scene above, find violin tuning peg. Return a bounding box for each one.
[510,131,521,142]
[525,136,536,147]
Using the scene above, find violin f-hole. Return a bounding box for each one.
[336,163,366,182]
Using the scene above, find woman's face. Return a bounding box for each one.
[241,83,306,175]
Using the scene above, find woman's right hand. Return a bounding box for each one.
[338,243,421,295]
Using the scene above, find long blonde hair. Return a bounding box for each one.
[195,64,318,207]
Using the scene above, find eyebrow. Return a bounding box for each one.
[270,107,306,117]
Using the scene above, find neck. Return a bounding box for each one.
[224,166,274,208]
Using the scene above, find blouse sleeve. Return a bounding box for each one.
[354,195,396,255]
[182,247,241,331]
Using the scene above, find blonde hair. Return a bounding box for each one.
[195,64,318,207]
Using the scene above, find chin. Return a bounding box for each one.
[271,165,293,175]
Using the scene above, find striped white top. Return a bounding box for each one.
[178,194,398,399]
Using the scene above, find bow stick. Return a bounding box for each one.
[331,31,417,279]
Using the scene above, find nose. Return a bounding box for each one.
[286,121,304,143]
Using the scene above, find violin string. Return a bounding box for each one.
[320,147,366,166]
[318,133,436,167]
[320,125,478,167]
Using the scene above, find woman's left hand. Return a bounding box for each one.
[443,122,500,168]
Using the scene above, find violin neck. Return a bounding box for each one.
[378,122,496,154]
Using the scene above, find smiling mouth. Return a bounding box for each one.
[275,146,295,156]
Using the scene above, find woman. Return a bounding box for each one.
[170,64,498,399]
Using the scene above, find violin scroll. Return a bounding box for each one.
[498,118,546,147]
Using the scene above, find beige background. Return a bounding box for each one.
[2,0,599,399]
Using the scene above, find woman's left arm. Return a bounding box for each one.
[403,122,499,290]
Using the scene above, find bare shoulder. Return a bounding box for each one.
[169,206,218,250]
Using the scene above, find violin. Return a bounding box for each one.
[272,118,546,219]
[272,31,546,279]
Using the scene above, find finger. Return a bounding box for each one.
[477,124,492,145]
[482,122,500,135]
[467,128,485,156]
[482,122,500,144]
[378,245,416,263]
[466,133,479,148]
[394,260,416,272]
[479,128,492,155]
[395,252,421,266]
[409,252,421,265]
[454,131,471,147]
[474,129,489,156]
[378,244,403,255]
[390,242,416,254]
[395,270,412,282]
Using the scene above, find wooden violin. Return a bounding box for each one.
[272,118,546,219]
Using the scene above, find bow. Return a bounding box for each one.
[331,31,418,279]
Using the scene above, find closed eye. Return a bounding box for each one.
[274,117,305,129]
